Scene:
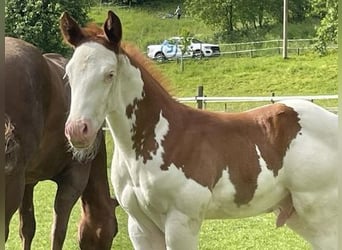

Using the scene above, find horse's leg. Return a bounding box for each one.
[113,172,165,249]
[116,182,166,249]
[127,215,166,250]
[19,183,37,250]
[5,170,25,241]
[286,189,338,250]
[164,210,202,250]
[78,133,118,250]
[51,163,91,250]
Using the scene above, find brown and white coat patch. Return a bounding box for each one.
[126,93,301,206]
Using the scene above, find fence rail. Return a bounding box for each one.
[178,94,338,103]
[218,38,337,57]
[220,38,318,49]
[176,86,338,113]
[156,38,337,61]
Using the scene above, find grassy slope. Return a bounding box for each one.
[90,3,216,50]
[159,54,337,97]
[157,53,337,111]
[6,3,337,250]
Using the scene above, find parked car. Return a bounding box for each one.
[147,37,220,62]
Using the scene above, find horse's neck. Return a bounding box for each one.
[106,54,176,155]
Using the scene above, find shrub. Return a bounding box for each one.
[5,0,93,55]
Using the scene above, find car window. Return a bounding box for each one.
[168,39,178,45]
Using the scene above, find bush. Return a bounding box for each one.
[5,0,93,56]
[314,5,338,55]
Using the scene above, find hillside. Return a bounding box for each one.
[90,5,337,103]
[90,2,319,50]
[157,53,337,110]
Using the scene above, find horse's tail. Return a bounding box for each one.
[5,114,19,174]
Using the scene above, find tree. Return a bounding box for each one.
[178,29,192,72]
[311,0,338,54]
[5,0,93,55]
[288,0,311,22]
[184,0,236,32]
[184,0,311,42]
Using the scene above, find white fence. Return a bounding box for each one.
[178,94,338,104]
[177,86,338,113]
[157,38,337,61]
[218,38,338,57]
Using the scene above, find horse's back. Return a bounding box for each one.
[281,99,337,135]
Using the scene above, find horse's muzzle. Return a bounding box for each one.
[65,119,96,149]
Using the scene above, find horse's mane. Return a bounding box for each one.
[4,114,19,156]
[5,115,15,147]
[120,43,173,95]
[82,23,105,37]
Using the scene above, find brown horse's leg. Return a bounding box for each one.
[51,163,91,250]
[5,124,25,242]
[19,183,37,250]
[78,132,118,250]
[5,171,25,242]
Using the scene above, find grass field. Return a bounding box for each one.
[5,3,337,250]
[157,52,337,111]
[89,2,320,51]
[89,3,216,50]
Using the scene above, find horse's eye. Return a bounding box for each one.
[106,72,115,82]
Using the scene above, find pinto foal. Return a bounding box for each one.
[61,11,338,250]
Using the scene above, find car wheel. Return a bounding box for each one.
[193,50,204,59]
[155,52,166,62]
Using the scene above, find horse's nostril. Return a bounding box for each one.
[82,123,88,135]
[65,119,93,144]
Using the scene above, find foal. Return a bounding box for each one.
[61,11,338,250]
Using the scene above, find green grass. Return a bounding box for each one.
[159,53,337,96]
[157,52,337,111]
[5,4,337,250]
[89,4,215,50]
[89,2,320,48]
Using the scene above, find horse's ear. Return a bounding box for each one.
[59,12,85,47]
[103,11,122,45]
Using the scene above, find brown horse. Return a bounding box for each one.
[4,37,118,250]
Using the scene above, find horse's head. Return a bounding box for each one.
[60,11,122,150]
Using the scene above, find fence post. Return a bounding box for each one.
[197,85,204,109]
[283,0,289,59]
